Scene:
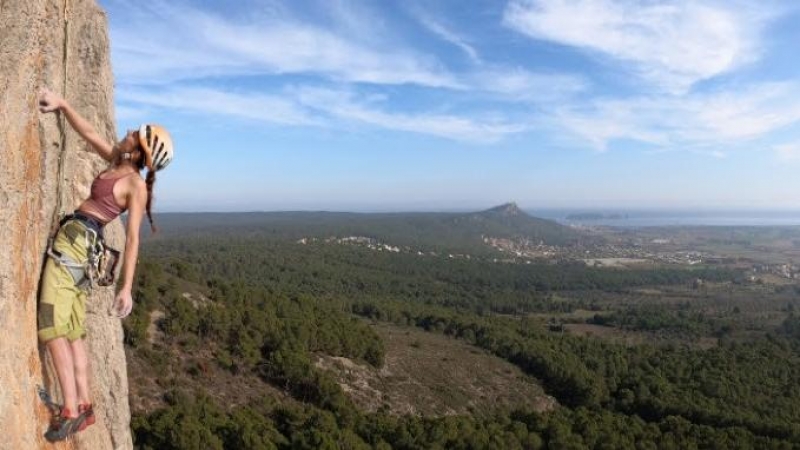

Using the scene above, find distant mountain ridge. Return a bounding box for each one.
[152,203,583,252]
[483,202,525,216]
[457,202,581,246]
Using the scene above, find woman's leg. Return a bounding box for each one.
[43,336,92,441]
[46,337,78,415]
[70,338,92,406]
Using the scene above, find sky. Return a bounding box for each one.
[98,0,800,213]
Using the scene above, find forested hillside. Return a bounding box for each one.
[128,211,800,449]
[150,203,584,252]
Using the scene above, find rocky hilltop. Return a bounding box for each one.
[0,1,132,449]
[482,202,524,216]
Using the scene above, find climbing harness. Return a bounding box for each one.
[95,243,121,287]
[46,214,120,290]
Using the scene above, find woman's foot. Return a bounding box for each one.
[44,408,86,442]
[77,403,95,431]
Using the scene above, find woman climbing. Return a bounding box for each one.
[37,88,174,441]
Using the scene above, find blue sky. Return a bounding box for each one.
[98,0,800,212]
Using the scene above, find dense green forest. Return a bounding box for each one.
[128,212,800,449]
[150,204,586,251]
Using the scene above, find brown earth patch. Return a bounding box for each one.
[126,343,295,416]
[315,322,556,417]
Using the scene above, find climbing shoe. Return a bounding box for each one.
[77,403,95,431]
[44,408,86,442]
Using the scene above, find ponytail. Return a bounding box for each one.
[145,169,158,233]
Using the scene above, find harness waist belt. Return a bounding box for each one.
[62,212,104,238]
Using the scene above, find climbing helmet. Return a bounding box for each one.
[138,124,174,172]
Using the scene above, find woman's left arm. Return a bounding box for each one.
[112,178,147,318]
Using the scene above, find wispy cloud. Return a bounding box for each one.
[471,67,587,100]
[550,82,800,151]
[116,71,800,150]
[502,0,776,93]
[110,1,459,88]
[106,0,798,152]
[414,13,481,64]
[118,85,527,143]
[293,87,527,143]
[117,87,319,126]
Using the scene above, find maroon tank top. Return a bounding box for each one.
[82,172,135,223]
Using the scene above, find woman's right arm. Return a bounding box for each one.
[39,88,114,161]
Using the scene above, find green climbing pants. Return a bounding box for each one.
[37,219,92,342]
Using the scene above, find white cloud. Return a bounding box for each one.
[550,82,800,151]
[293,87,526,143]
[503,0,774,92]
[117,87,319,126]
[471,67,587,100]
[109,1,590,100]
[414,13,481,63]
[110,2,458,88]
[118,85,527,143]
[115,77,800,150]
[105,1,798,152]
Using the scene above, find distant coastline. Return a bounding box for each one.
[564,212,629,221]
[531,209,800,227]
[150,208,800,228]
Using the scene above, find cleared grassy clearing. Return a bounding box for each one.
[316,322,556,417]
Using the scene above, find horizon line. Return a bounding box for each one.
[149,206,800,215]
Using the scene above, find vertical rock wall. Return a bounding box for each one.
[0,0,132,448]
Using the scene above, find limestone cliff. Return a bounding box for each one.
[0,0,132,448]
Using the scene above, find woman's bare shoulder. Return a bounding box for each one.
[123,172,147,194]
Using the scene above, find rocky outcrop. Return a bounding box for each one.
[0,1,132,449]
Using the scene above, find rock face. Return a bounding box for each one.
[0,1,132,449]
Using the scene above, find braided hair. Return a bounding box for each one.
[133,146,158,233]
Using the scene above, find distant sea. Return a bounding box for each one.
[530,210,800,227]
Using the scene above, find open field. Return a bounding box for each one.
[315,322,556,417]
